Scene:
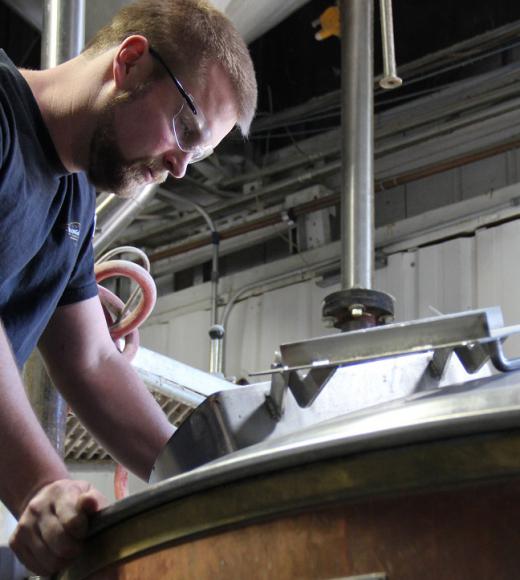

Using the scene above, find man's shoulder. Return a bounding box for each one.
[0,50,25,111]
[0,51,33,157]
[68,171,97,224]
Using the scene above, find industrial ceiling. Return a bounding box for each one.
[2,0,520,295]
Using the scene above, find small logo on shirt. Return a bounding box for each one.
[65,222,81,242]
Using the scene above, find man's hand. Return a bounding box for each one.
[9,479,107,576]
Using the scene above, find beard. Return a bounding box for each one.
[87,94,168,198]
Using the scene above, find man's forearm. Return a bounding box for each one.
[43,348,174,481]
[0,323,68,517]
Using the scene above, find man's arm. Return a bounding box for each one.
[38,295,175,480]
[0,322,69,515]
[10,295,174,575]
[0,321,107,575]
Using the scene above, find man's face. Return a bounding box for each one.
[87,60,238,198]
[87,87,167,198]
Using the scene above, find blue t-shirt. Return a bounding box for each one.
[0,50,98,367]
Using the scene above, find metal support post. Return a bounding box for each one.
[322,0,394,331]
[341,0,374,290]
[41,0,85,68]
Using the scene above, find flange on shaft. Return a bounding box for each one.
[322,288,395,331]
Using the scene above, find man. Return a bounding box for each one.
[0,0,257,574]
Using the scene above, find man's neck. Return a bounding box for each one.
[19,52,113,174]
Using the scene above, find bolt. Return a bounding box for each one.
[349,304,364,318]
[322,317,336,328]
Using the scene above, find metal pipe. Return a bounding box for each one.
[341,0,374,289]
[158,191,222,371]
[41,0,85,68]
[158,191,220,327]
[94,184,159,257]
[25,0,85,457]
[378,0,402,89]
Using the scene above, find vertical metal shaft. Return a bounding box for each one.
[24,0,85,457]
[41,0,85,69]
[340,0,374,290]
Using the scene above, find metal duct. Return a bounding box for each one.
[94,185,159,257]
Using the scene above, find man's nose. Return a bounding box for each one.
[163,149,191,179]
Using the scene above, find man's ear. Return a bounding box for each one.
[112,35,152,90]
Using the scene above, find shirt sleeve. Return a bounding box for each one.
[58,217,99,306]
[0,90,9,167]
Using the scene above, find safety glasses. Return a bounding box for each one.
[149,46,213,163]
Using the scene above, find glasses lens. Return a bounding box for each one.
[188,146,214,164]
[173,102,211,151]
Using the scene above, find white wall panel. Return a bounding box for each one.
[476,221,520,356]
[415,238,476,317]
[140,309,211,372]
[376,251,418,322]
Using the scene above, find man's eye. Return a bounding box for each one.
[182,124,200,146]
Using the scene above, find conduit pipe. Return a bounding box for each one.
[158,191,222,373]
[128,72,520,249]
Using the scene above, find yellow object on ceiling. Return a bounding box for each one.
[314,5,340,41]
